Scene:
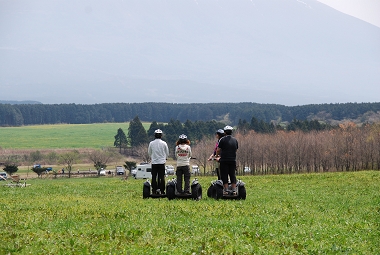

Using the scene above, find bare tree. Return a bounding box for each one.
[88,150,114,174]
[134,143,150,163]
[60,150,80,178]
[192,137,214,175]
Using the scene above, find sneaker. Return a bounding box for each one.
[185,190,191,195]
[223,189,229,195]
[156,189,161,195]
[232,190,237,196]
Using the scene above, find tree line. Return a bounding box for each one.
[1,102,380,126]
[237,117,333,133]
[187,122,380,175]
[232,123,380,174]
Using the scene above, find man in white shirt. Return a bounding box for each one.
[148,129,169,194]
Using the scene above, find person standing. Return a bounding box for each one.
[208,129,225,180]
[175,134,192,194]
[216,125,238,196]
[148,129,169,194]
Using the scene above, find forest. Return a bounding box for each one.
[1,101,380,126]
[127,117,380,174]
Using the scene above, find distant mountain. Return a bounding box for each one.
[0,0,379,105]
[0,100,42,105]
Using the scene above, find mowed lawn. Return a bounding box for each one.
[1,171,379,254]
[0,123,149,149]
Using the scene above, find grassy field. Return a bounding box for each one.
[0,123,150,149]
[1,171,379,254]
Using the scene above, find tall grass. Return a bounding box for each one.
[1,171,379,254]
[0,123,150,149]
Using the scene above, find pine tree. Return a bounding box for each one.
[3,164,18,176]
[147,121,160,138]
[128,116,148,147]
[114,128,128,153]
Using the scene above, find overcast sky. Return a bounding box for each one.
[317,0,380,27]
[1,0,379,106]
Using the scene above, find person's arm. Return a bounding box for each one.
[148,143,152,157]
[165,143,169,158]
[216,147,221,157]
[174,145,178,159]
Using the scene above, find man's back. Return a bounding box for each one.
[218,135,238,161]
[148,139,169,164]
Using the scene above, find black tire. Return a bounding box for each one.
[212,184,223,200]
[207,185,214,198]
[143,184,151,199]
[166,184,176,200]
[191,184,202,200]
[238,185,246,200]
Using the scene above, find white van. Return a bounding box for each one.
[134,163,152,179]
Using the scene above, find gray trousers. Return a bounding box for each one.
[176,165,190,193]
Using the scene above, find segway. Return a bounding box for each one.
[166,178,202,201]
[208,179,246,200]
[142,179,167,199]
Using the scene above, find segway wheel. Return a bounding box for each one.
[191,184,202,201]
[212,184,223,200]
[166,185,176,200]
[143,184,151,199]
[238,185,246,200]
[207,185,214,198]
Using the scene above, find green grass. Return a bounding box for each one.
[0,123,151,149]
[1,171,379,254]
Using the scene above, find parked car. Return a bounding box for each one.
[191,165,200,174]
[33,164,52,171]
[0,172,7,180]
[165,165,175,175]
[116,166,125,175]
[244,166,251,173]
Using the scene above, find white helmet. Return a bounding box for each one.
[154,129,163,134]
[216,129,225,135]
[179,134,187,139]
[224,125,233,131]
